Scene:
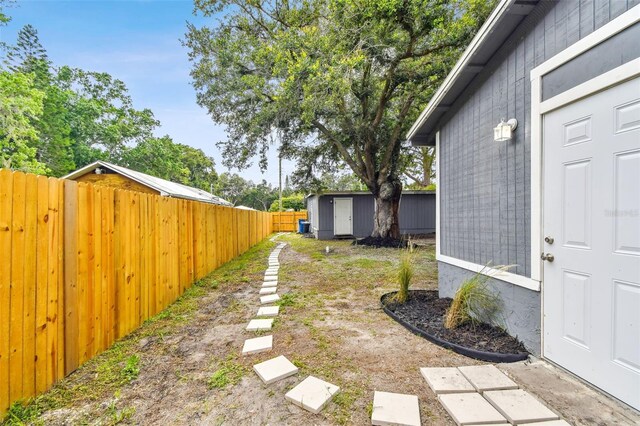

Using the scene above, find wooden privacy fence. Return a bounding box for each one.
[271,211,307,232]
[0,169,272,414]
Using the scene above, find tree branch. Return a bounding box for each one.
[311,118,370,185]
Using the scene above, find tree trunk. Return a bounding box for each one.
[422,146,433,187]
[371,178,402,238]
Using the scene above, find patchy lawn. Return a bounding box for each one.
[3,234,480,426]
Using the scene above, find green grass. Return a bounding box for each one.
[207,358,247,389]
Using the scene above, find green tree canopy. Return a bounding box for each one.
[0,71,46,173]
[269,194,305,212]
[186,0,493,238]
[121,135,218,191]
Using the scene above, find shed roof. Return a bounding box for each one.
[63,160,233,206]
[306,190,435,199]
[406,0,539,146]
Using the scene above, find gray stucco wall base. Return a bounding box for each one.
[438,261,541,355]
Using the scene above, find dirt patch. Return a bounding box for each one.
[12,237,474,425]
[382,290,528,355]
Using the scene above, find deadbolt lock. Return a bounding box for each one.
[544,236,554,244]
[540,252,555,262]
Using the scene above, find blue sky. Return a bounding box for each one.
[0,0,295,185]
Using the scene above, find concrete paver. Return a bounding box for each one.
[256,306,279,317]
[262,281,278,288]
[253,355,298,385]
[371,391,421,426]
[483,389,559,424]
[458,365,519,393]
[264,275,278,282]
[438,393,507,425]
[285,375,340,414]
[246,318,273,331]
[259,287,277,295]
[242,335,273,355]
[420,367,475,394]
[260,294,280,304]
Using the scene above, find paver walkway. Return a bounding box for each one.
[422,366,567,425]
[242,236,340,416]
[242,235,573,425]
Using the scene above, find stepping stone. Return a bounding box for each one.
[438,393,507,425]
[371,391,420,426]
[264,275,278,281]
[246,318,274,331]
[483,389,559,424]
[259,287,277,295]
[256,306,279,317]
[458,365,519,393]
[420,367,475,394]
[262,281,278,288]
[527,421,571,426]
[260,294,280,304]
[266,267,279,272]
[253,355,298,384]
[242,335,273,355]
[285,375,340,414]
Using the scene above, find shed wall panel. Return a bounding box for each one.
[312,193,435,239]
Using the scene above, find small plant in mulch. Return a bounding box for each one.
[444,266,509,330]
[392,249,414,304]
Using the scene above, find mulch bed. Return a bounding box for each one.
[382,290,528,356]
[353,236,408,248]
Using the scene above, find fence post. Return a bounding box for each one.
[63,180,78,375]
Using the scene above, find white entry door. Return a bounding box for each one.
[334,198,353,235]
[543,77,640,410]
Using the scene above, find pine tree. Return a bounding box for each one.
[5,24,51,86]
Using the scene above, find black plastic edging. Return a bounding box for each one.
[380,293,529,363]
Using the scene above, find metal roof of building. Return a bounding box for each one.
[63,160,233,206]
[406,0,539,146]
[306,190,435,198]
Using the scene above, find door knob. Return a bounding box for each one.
[541,253,555,262]
[544,236,554,244]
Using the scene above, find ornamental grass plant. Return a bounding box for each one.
[444,265,510,329]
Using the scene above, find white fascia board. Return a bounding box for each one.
[406,0,514,141]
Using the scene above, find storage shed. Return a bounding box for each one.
[306,191,435,240]
[407,0,639,410]
[63,161,232,206]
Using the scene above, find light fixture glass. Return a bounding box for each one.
[493,118,518,142]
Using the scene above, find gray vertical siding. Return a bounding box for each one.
[438,0,634,278]
[309,192,435,239]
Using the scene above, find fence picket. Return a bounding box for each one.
[0,169,273,416]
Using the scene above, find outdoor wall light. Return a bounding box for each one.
[493,118,518,142]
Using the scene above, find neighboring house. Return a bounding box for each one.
[306,191,435,240]
[407,0,639,410]
[63,161,232,206]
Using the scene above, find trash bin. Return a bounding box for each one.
[298,218,306,233]
[302,222,310,233]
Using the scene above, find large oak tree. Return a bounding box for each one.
[186,0,493,238]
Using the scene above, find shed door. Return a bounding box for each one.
[543,77,640,410]
[334,198,353,235]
